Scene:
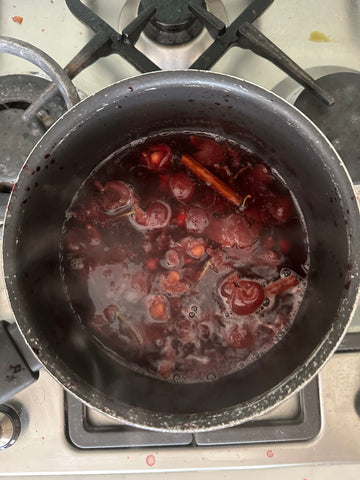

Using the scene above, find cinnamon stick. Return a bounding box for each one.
[265,275,299,295]
[180,154,243,206]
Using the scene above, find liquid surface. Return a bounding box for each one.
[61,132,308,383]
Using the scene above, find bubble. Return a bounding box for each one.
[207,373,216,381]
[155,339,163,347]
[71,257,84,270]
[225,312,230,318]
[189,311,195,318]
[280,268,292,278]
[263,298,270,307]
[191,305,198,312]
[173,373,181,382]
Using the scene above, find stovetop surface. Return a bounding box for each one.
[1,0,360,478]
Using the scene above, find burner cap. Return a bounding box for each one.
[294,72,360,183]
[138,0,206,45]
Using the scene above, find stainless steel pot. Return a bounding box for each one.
[2,70,360,431]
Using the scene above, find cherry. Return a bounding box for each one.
[146,201,171,228]
[141,143,172,171]
[145,257,159,271]
[85,224,101,246]
[252,323,274,350]
[231,280,264,315]
[164,249,183,268]
[65,227,87,253]
[148,295,169,322]
[185,205,209,234]
[169,173,195,202]
[207,214,259,249]
[278,238,291,253]
[182,237,207,259]
[228,323,253,349]
[267,196,293,224]
[190,135,225,166]
[160,270,189,296]
[255,248,282,266]
[242,164,273,192]
[101,181,131,214]
[131,200,171,231]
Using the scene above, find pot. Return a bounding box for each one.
[2,70,360,432]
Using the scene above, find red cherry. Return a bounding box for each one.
[160,270,189,296]
[252,323,274,350]
[164,249,183,268]
[267,196,293,224]
[169,173,195,202]
[141,143,172,171]
[207,214,259,249]
[278,238,291,253]
[185,205,209,234]
[231,280,264,315]
[228,324,253,349]
[131,200,171,231]
[242,164,273,192]
[85,224,101,246]
[255,248,282,266]
[181,237,207,259]
[101,181,130,214]
[146,201,171,228]
[190,135,225,166]
[148,295,169,322]
[145,257,159,271]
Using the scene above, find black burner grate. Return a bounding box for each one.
[24,0,333,122]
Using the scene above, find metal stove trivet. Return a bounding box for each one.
[65,377,320,449]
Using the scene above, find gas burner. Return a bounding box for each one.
[294,72,360,183]
[138,0,206,45]
[0,74,68,188]
[119,0,227,69]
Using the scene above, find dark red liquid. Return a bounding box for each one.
[61,132,309,383]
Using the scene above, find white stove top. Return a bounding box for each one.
[1,1,360,478]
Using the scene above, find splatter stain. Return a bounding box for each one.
[146,454,156,467]
[41,436,45,440]
[309,31,331,42]
[266,449,274,458]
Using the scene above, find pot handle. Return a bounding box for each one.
[0,321,42,404]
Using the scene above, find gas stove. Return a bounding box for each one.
[1,1,360,478]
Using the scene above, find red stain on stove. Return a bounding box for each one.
[127,456,130,460]
[146,454,156,467]
[266,449,274,458]
[128,86,134,92]
[41,436,45,440]
[41,28,45,32]
[12,16,23,24]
